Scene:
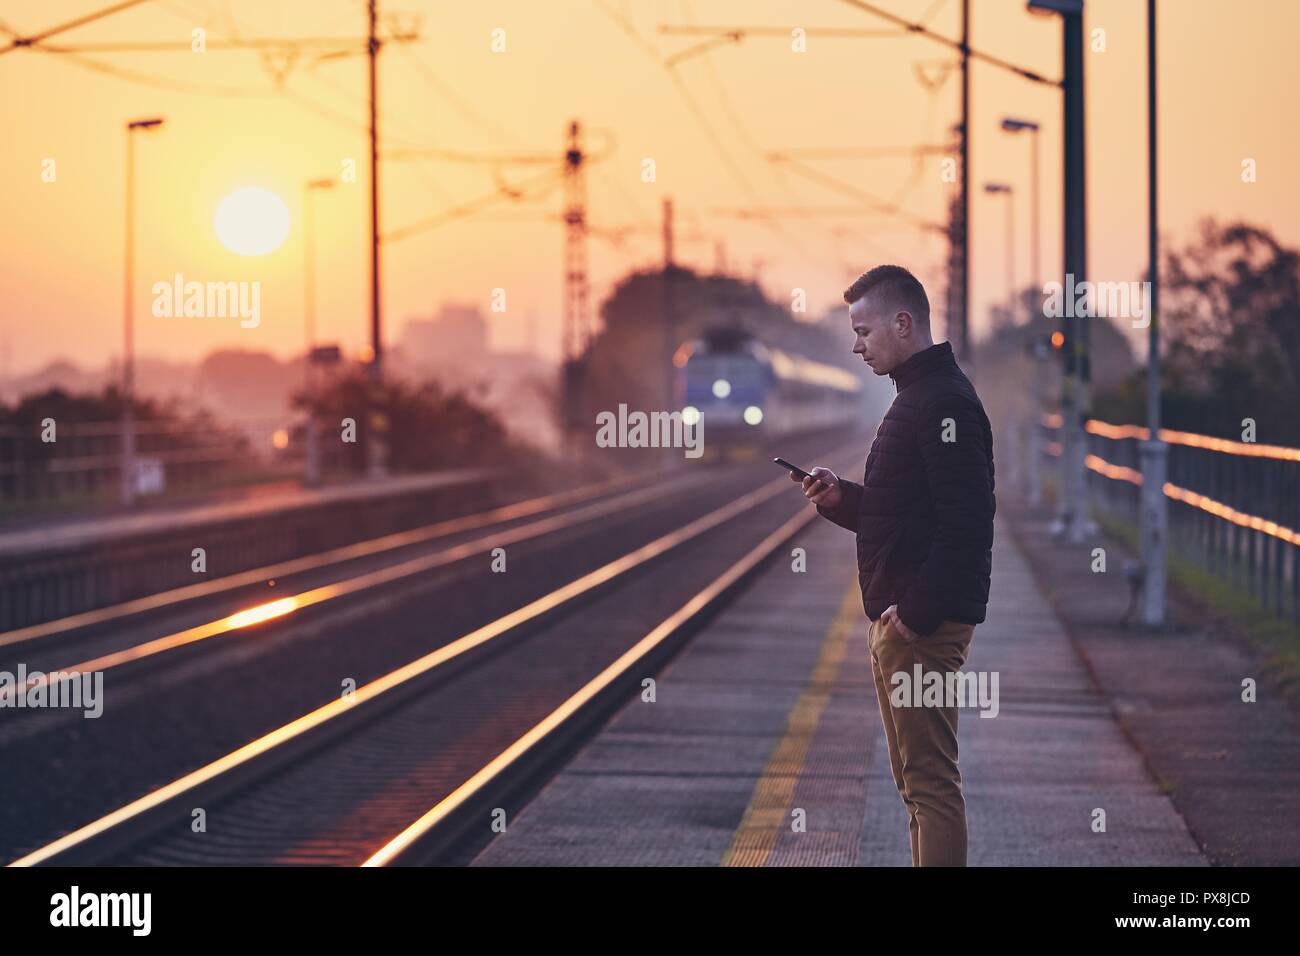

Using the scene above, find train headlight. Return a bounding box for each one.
[743,405,763,426]
[711,378,731,399]
[682,406,701,426]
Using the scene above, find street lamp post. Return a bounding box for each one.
[121,117,164,508]
[984,178,1028,498]
[1000,116,1042,313]
[303,178,335,487]
[1140,0,1168,626]
[983,183,1016,320]
[366,0,387,480]
[1028,0,1090,543]
[1001,120,1045,505]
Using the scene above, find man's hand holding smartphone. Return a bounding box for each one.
[790,465,842,508]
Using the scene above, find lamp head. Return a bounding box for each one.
[1027,0,1083,16]
[1001,117,1040,133]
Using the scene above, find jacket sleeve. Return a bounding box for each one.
[897,396,994,636]
[816,477,862,533]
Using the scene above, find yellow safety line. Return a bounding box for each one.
[721,581,862,867]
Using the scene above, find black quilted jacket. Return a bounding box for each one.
[817,341,995,636]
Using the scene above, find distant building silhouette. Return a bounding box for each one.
[397,303,560,451]
[401,303,489,369]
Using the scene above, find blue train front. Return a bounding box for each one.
[676,327,863,457]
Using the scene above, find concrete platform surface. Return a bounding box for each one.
[472,515,1207,866]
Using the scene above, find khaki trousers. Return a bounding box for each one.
[868,614,977,867]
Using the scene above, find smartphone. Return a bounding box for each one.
[773,457,813,481]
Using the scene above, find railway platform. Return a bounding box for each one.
[472,514,1208,867]
[0,468,500,633]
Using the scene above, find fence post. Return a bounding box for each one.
[1027,416,1042,506]
[1139,437,1169,626]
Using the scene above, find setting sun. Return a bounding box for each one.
[214,186,291,257]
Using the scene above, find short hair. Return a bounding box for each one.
[843,265,930,330]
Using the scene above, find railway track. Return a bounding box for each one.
[4,433,865,865]
[0,469,709,710]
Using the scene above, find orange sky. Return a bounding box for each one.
[2,0,1298,378]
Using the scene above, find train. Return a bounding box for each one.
[675,327,864,455]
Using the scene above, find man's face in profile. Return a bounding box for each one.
[850,293,903,376]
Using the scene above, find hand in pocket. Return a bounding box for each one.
[882,604,923,644]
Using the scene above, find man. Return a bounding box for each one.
[793,264,995,867]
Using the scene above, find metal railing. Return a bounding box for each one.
[0,417,344,508]
[1040,414,1300,624]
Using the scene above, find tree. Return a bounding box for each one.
[569,266,861,430]
[293,369,526,474]
[1095,219,1300,443]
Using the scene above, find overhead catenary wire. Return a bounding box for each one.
[0,3,432,148]
[381,165,566,243]
[594,0,824,280]
[835,0,1062,87]
[15,39,429,151]
[5,1,954,332]
[918,0,951,29]
[677,0,848,273]
[386,29,664,308]
[391,38,525,151]
[27,45,274,96]
[383,147,557,165]
[769,153,946,234]
[657,1,959,289]
[0,0,152,55]
[711,206,944,223]
[658,25,905,39]
[21,35,407,53]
